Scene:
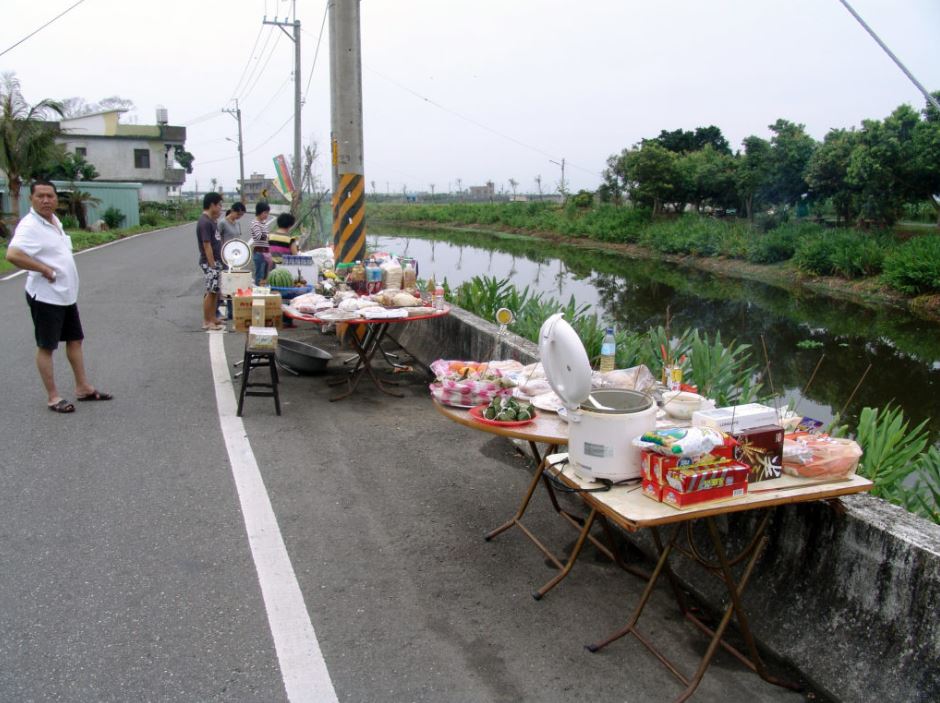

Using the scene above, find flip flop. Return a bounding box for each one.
[77,390,113,401]
[48,399,75,413]
[203,322,226,331]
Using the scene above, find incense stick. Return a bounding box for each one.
[760,334,780,422]
[839,363,872,417]
[793,353,825,418]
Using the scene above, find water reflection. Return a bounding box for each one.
[369,227,940,439]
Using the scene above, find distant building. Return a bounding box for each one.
[56,108,187,202]
[468,181,495,200]
[240,172,286,203]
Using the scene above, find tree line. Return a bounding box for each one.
[599,94,940,227]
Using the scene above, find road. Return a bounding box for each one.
[0,223,810,702]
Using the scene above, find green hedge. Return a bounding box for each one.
[882,235,940,295]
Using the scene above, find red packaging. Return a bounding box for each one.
[733,424,783,483]
[641,478,663,502]
[663,461,750,493]
[661,481,748,509]
[641,445,736,484]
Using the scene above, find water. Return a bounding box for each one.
[369,225,940,440]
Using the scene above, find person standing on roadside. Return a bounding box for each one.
[5,180,113,413]
[250,201,271,285]
[218,201,246,243]
[197,192,225,331]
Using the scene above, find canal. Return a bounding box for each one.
[368,224,940,441]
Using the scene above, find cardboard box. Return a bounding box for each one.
[661,481,747,509]
[641,446,736,484]
[692,403,779,434]
[641,478,663,502]
[734,424,784,482]
[247,326,278,350]
[662,461,750,493]
[233,293,283,332]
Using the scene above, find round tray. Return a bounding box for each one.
[270,285,314,300]
[468,403,536,427]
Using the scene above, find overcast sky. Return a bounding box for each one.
[2,0,939,195]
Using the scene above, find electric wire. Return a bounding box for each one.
[239,30,283,104]
[364,63,599,177]
[301,2,330,104]
[247,77,292,127]
[229,23,266,100]
[0,0,89,58]
[236,24,277,102]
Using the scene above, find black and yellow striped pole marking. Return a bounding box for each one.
[333,172,366,265]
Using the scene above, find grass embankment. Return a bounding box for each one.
[1,203,201,275]
[369,202,940,320]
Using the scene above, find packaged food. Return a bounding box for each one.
[734,425,784,482]
[782,434,862,479]
[634,426,728,457]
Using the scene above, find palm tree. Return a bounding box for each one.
[0,73,64,230]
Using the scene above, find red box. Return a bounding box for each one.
[663,461,750,493]
[641,446,736,484]
[641,478,663,502]
[661,481,748,509]
[734,425,784,482]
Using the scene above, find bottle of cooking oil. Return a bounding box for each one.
[599,327,616,373]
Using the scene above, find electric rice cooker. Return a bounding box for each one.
[538,313,657,482]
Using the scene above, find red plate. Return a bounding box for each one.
[468,403,536,427]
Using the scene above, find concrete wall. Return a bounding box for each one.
[15,181,141,227]
[390,306,940,703]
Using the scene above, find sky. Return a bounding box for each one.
[2,0,939,196]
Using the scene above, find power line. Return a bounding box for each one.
[247,77,292,127]
[236,25,277,102]
[363,64,598,177]
[301,3,329,103]
[239,30,283,103]
[0,0,89,58]
[229,23,265,100]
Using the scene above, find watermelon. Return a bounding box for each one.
[267,267,294,287]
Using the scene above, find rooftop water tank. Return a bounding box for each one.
[156,106,168,125]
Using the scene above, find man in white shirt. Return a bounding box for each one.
[5,180,112,413]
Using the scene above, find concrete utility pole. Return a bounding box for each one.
[329,0,366,264]
[264,2,302,214]
[223,99,246,202]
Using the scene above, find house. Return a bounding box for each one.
[468,181,495,200]
[240,172,287,203]
[56,108,187,202]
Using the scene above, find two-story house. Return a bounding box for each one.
[57,108,187,202]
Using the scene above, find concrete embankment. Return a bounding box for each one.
[390,306,940,703]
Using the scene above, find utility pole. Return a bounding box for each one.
[264,1,302,214]
[329,0,366,264]
[222,99,246,203]
[550,158,567,199]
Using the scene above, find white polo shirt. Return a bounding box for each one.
[9,208,80,305]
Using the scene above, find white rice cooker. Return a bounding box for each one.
[539,313,658,482]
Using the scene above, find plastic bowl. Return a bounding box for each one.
[662,391,705,420]
[276,338,332,374]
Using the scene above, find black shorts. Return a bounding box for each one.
[26,293,85,350]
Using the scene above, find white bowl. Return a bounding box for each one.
[662,391,705,420]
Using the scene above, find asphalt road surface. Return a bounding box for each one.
[0,223,812,702]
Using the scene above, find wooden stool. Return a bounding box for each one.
[237,346,281,416]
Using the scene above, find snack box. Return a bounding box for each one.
[641,478,663,502]
[661,481,748,509]
[734,424,784,482]
[247,325,278,351]
[692,403,779,434]
[234,293,283,332]
[641,446,736,484]
[662,461,750,493]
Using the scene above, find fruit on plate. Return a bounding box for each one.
[483,395,533,421]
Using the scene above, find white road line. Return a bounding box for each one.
[208,333,338,703]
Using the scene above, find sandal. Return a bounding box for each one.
[77,390,113,402]
[48,399,75,413]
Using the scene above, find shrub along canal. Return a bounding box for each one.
[369,224,940,442]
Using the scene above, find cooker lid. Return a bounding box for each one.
[578,389,653,414]
[538,313,592,411]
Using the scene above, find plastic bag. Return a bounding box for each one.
[634,426,729,457]
[782,434,862,479]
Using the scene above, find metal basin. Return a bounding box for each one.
[276,338,332,374]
